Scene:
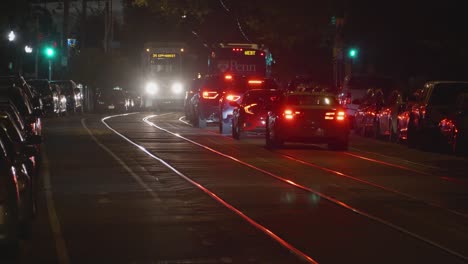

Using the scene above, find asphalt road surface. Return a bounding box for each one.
[3,111,468,264]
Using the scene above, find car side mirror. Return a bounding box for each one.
[229,101,239,107]
[26,135,42,145]
[352,99,361,105]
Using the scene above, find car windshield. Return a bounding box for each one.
[430,83,468,105]
[286,94,338,106]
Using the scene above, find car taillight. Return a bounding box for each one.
[248,80,263,85]
[325,111,346,121]
[202,91,218,99]
[226,94,241,101]
[283,109,301,120]
[225,74,233,80]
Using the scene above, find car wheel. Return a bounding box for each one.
[232,120,239,139]
[265,120,283,148]
[372,120,380,139]
[197,114,206,128]
[388,120,397,142]
[219,120,230,134]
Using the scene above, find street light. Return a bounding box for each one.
[7,31,16,42]
[24,45,33,53]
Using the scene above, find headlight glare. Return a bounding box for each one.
[171,82,183,94]
[145,82,158,95]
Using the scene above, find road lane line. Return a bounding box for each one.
[142,114,468,262]
[178,116,191,126]
[42,145,71,264]
[81,118,162,203]
[279,153,468,219]
[102,114,319,264]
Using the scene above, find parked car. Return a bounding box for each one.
[27,79,56,115]
[50,80,82,113]
[0,76,42,114]
[338,75,396,127]
[265,92,350,150]
[0,116,38,242]
[50,84,67,115]
[0,136,23,246]
[231,89,283,139]
[438,93,468,154]
[407,81,468,152]
[0,84,42,136]
[95,87,130,113]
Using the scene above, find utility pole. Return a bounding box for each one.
[81,0,88,49]
[333,17,345,89]
[63,0,69,50]
[103,0,113,53]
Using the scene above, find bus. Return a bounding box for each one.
[141,42,190,109]
[207,43,273,78]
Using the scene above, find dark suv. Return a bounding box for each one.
[189,75,240,128]
[407,81,468,152]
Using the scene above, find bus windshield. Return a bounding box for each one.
[150,54,180,75]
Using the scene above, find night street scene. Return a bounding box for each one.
[1,0,468,263]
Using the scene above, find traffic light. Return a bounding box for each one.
[348,48,358,59]
[44,46,56,58]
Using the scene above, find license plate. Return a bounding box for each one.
[108,105,115,109]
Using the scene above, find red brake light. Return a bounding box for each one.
[226,94,241,101]
[225,74,233,80]
[325,111,346,121]
[248,80,263,85]
[283,109,297,120]
[202,91,218,99]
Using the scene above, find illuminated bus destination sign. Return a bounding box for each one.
[152,53,177,58]
[244,50,256,56]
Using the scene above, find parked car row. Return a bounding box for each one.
[0,75,43,247]
[184,74,351,150]
[27,79,83,116]
[349,80,468,154]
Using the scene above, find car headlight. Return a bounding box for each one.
[171,82,183,94]
[145,82,158,95]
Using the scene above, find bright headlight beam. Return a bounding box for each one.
[171,82,183,94]
[145,82,158,95]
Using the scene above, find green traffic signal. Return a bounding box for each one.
[348,48,358,59]
[44,46,55,58]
